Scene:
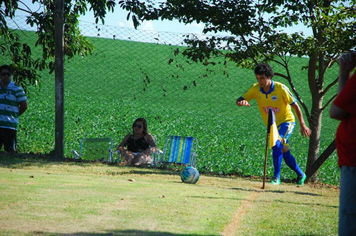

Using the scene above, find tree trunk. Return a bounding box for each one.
[306,99,323,182]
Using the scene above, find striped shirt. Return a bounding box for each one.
[0,81,27,130]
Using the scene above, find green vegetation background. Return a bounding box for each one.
[2,29,340,185]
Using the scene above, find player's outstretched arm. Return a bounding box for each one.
[291,103,312,138]
[236,97,250,107]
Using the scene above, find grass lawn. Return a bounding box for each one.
[0,155,339,236]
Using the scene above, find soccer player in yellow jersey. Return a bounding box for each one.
[236,63,312,185]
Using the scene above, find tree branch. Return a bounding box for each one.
[321,77,338,97]
[306,139,336,182]
[274,65,311,120]
[321,94,337,111]
[17,7,33,14]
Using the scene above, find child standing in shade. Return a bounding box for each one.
[0,65,28,153]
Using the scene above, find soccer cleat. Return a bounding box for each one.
[296,174,306,186]
[270,176,281,185]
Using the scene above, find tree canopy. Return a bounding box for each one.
[0,0,116,89]
[120,0,356,63]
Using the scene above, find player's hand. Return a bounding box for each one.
[236,99,250,107]
[300,125,312,138]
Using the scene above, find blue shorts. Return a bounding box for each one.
[277,122,295,147]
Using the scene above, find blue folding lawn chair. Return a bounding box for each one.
[158,136,198,167]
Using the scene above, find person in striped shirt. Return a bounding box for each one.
[0,65,28,153]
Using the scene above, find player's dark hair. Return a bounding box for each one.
[254,63,274,78]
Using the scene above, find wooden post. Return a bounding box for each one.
[54,0,64,160]
[262,133,269,189]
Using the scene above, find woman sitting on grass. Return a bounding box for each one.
[117,118,157,166]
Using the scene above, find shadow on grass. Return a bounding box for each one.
[191,192,338,209]
[0,153,183,176]
[230,186,322,196]
[272,199,338,208]
[190,185,338,209]
[0,153,67,165]
[32,229,218,236]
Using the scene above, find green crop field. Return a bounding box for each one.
[1,29,341,185]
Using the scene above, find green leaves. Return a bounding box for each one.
[0,0,116,89]
[119,0,356,70]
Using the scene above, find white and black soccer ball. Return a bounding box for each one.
[181,167,199,184]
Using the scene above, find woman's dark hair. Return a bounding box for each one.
[132,118,148,135]
[254,63,274,78]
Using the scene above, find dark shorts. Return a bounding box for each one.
[339,166,356,235]
[0,128,17,152]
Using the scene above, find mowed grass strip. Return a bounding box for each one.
[0,156,339,235]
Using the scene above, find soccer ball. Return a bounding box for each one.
[181,167,199,184]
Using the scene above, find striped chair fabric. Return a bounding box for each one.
[159,135,198,167]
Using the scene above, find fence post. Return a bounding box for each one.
[54,0,65,160]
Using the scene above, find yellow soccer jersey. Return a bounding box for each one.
[241,80,296,126]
